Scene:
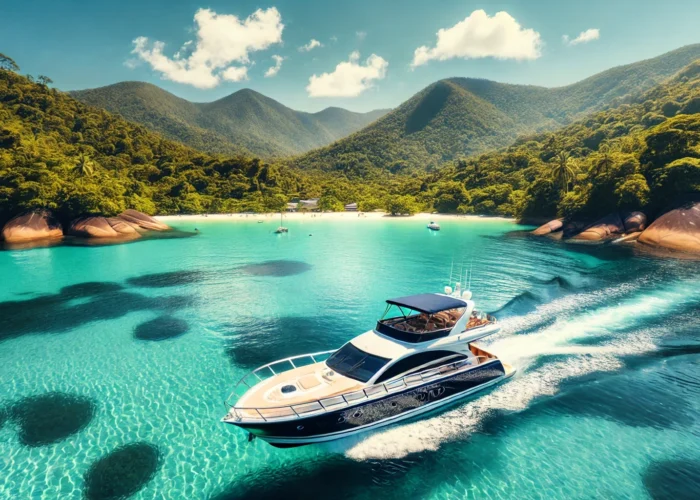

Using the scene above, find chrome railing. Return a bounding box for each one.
[224,350,335,409]
[223,355,493,423]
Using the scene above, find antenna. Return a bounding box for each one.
[467,258,473,291]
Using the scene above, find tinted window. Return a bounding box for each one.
[326,343,390,383]
[376,350,466,383]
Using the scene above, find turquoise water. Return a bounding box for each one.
[1,217,699,499]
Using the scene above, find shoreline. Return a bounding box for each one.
[156,212,518,223]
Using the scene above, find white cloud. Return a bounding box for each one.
[411,9,542,68]
[307,51,388,97]
[130,7,284,88]
[299,39,322,52]
[563,28,600,46]
[356,31,367,41]
[264,55,284,77]
[222,66,248,82]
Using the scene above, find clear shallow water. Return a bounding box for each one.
[1,217,699,499]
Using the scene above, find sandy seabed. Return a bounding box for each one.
[156,212,516,223]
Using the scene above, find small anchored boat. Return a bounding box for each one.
[222,282,514,447]
[274,212,288,234]
[427,221,440,231]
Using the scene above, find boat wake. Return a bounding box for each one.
[339,275,700,460]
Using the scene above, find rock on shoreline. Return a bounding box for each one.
[532,203,700,255]
[638,202,700,254]
[1,210,63,243]
[2,209,171,245]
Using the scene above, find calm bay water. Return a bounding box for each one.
[1,217,699,499]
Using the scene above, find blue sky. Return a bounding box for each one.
[2,0,699,112]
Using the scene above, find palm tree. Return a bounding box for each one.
[590,143,617,177]
[550,151,577,194]
[73,154,95,178]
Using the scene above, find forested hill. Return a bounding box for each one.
[422,60,700,221]
[293,44,700,172]
[0,69,312,224]
[71,82,389,158]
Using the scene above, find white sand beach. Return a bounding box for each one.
[155,212,516,223]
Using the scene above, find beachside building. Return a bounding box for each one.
[286,202,298,212]
[299,198,319,211]
[344,202,358,211]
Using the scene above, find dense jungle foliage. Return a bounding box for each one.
[1,51,699,226]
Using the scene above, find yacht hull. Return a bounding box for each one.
[226,360,513,447]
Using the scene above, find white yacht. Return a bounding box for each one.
[222,283,514,447]
[427,222,441,231]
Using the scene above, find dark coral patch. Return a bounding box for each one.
[643,459,700,500]
[134,317,189,341]
[221,316,353,368]
[60,282,124,298]
[10,392,96,447]
[239,260,311,277]
[84,442,161,500]
[126,270,205,288]
[0,405,7,430]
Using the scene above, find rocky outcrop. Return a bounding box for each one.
[69,217,120,238]
[1,210,63,243]
[638,202,700,254]
[68,211,168,240]
[532,219,563,236]
[567,211,647,243]
[118,210,169,231]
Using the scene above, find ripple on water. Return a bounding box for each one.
[643,459,700,500]
[9,392,96,447]
[239,260,312,277]
[134,316,189,341]
[83,442,161,500]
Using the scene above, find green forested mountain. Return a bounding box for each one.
[70,82,389,158]
[294,44,700,172]
[423,59,700,221]
[0,70,314,224]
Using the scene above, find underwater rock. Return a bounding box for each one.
[532,219,563,236]
[1,209,63,243]
[240,260,312,277]
[118,209,170,231]
[643,459,700,500]
[126,270,205,288]
[9,392,96,447]
[134,316,189,341]
[83,442,161,500]
[639,201,700,254]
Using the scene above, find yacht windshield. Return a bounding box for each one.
[326,343,390,383]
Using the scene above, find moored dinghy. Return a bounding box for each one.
[222,282,514,447]
[427,221,441,231]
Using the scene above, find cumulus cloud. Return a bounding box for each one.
[299,39,322,52]
[222,66,248,82]
[130,7,284,88]
[307,51,388,97]
[563,28,600,46]
[264,55,285,77]
[411,9,542,68]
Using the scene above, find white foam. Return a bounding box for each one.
[341,278,700,460]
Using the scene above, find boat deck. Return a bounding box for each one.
[237,362,363,409]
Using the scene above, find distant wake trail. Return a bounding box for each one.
[339,277,700,460]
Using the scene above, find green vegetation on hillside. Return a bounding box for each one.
[294,44,700,172]
[71,83,389,158]
[425,60,700,221]
[0,69,312,224]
